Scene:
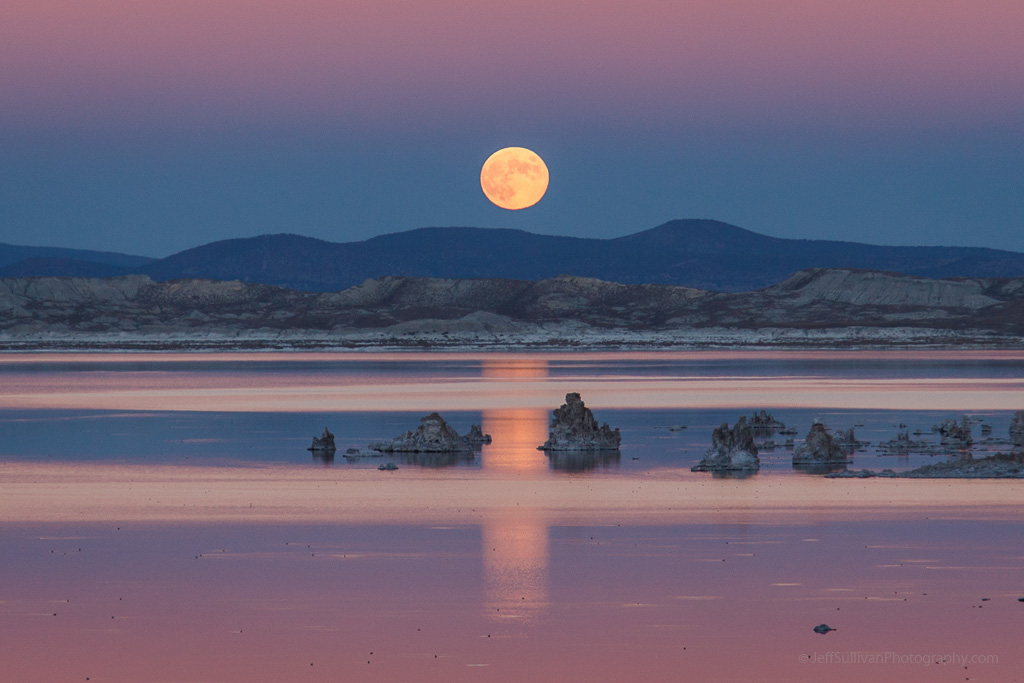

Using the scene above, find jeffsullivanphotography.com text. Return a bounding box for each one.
[799,652,998,667]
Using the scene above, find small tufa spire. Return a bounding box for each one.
[539,393,621,451]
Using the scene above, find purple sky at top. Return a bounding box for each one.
[1,0,1022,256]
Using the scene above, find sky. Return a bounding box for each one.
[0,0,1022,257]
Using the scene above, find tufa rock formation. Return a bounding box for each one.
[538,393,621,451]
[833,427,868,451]
[748,410,786,433]
[938,417,973,449]
[692,417,760,472]
[793,420,850,466]
[1011,411,1024,448]
[308,427,336,452]
[368,413,491,453]
[465,424,493,445]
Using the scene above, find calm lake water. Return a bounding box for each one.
[1,351,1022,681]
[2,350,1024,473]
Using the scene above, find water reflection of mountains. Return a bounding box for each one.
[547,450,621,472]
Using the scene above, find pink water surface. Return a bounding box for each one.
[2,351,1024,412]
[1,513,1020,682]
[2,351,1022,681]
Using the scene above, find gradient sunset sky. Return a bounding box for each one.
[1,1,1022,256]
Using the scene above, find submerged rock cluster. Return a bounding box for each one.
[937,417,973,449]
[539,393,621,451]
[320,400,1024,479]
[830,452,1024,479]
[368,413,490,453]
[877,430,934,454]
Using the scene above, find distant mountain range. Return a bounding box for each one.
[0,243,154,278]
[4,220,1024,292]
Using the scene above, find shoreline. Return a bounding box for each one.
[2,334,1023,353]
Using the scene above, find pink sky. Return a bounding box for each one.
[2,0,1022,130]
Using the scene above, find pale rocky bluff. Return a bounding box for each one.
[2,268,1024,349]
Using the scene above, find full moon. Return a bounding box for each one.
[480,147,549,210]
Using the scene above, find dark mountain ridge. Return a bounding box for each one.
[0,257,136,279]
[4,220,1024,292]
[0,242,154,278]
